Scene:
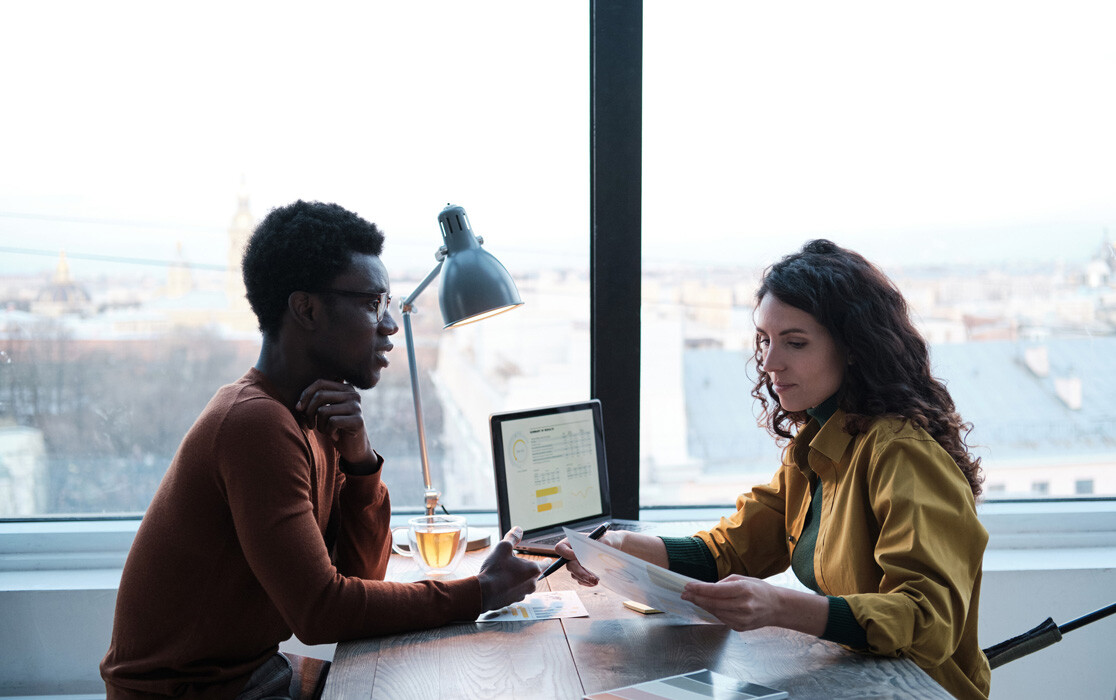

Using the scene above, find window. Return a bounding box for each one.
[0,2,588,517]
[640,1,1116,505]
[3,3,1114,522]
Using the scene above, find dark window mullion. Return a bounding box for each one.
[590,0,642,519]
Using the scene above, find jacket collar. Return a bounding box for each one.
[810,408,854,463]
[791,408,855,479]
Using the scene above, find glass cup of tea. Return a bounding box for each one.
[391,514,468,577]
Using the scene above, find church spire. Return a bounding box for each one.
[227,178,255,312]
[53,250,72,285]
[236,174,251,218]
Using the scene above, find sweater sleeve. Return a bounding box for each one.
[842,435,986,668]
[822,596,869,649]
[218,400,483,644]
[331,459,392,581]
[661,536,718,582]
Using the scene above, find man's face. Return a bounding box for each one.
[311,254,399,390]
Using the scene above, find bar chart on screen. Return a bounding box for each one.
[536,485,562,512]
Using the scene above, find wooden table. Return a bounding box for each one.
[322,527,953,700]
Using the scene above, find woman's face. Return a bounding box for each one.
[754,294,846,413]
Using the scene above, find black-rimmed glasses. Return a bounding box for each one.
[315,289,392,322]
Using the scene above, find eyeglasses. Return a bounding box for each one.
[315,289,392,322]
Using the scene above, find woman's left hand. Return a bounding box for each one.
[681,575,830,636]
[680,574,783,631]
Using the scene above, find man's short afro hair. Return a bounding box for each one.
[242,200,385,337]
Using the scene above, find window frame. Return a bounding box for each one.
[590,0,642,520]
[2,0,1114,565]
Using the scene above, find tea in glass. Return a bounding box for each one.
[395,514,468,576]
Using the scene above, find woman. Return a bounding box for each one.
[557,239,990,699]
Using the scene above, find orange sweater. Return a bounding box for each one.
[101,369,482,698]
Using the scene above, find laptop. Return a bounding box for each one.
[490,399,650,555]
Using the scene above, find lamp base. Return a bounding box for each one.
[465,526,494,551]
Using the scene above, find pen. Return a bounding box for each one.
[537,521,611,581]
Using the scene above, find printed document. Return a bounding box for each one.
[564,528,721,624]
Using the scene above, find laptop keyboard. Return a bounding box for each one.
[532,521,652,546]
[532,533,567,546]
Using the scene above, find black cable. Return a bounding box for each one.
[1059,601,1116,635]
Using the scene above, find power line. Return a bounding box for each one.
[0,246,227,271]
[0,210,221,232]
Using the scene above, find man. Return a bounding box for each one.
[101,200,539,699]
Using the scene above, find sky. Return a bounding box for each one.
[1,1,1114,280]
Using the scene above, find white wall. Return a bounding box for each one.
[981,566,1116,700]
[0,572,334,697]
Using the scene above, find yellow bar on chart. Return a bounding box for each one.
[537,503,552,512]
[536,486,560,497]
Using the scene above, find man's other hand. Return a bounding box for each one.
[295,379,377,472]
[477,528,541,612]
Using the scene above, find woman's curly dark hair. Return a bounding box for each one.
[751,239,983,498]
[242,200,385,337]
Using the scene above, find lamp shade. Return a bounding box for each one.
[436,204,523,327]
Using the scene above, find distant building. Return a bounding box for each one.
[226,180,254,313]
[93,189,260,337]
[676,337,1116,502]
[30,252,91,317]
[165,242,194,299]
[933,337,1116,496]
[1085,231,1115,289]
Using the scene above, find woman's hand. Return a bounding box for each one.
[553,531,671,587]
[681,575,828,635]
[552,531,626,586]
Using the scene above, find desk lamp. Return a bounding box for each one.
[400,204,523,547]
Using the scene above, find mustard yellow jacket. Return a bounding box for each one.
[696,411,991,699]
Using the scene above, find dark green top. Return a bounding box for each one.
[661,393,867,650]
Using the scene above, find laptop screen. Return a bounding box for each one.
[490,400,611,536]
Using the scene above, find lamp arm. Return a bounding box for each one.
[401,255,445,310]
[401,259,445,516]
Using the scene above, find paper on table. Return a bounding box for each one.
[583,668,787,700]
[477,589,589,622]
[564,527,721,624]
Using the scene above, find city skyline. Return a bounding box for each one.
[2,203,1113,516]
[1,199,1112,281]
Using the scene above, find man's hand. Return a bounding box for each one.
[295,379,378,473]
[477,528,542,612]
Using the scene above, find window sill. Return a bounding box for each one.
[976,498,1116,550]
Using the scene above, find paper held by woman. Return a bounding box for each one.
[564,528,720,624]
